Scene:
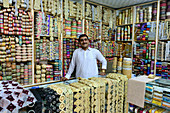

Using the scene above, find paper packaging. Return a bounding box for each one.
[127,76,159,108]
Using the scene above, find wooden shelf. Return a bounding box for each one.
[159,39,170,41]
[85,17,92,20]
[23,80,62,88]
[116,23,132,27]
[135,21,157,24]
[157,59,170,62]
[102,22,109,25]
[116,40,132,43]
[106,56,131,58]
[23,77,75,88]
[165,19,170,21]
[40,35,58,37]
[135,40,155,42]
[63,37,78,39]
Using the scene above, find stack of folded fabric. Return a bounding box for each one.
[160,0,167,20]
[167,1,170,19]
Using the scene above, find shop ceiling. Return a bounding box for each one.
[86,0,158,9]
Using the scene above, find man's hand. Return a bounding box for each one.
[100,69,106,76]
[60,77,68,81]
[100,72,106,76]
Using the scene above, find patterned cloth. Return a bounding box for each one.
[0,81,37,113]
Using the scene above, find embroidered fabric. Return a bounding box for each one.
[0,81,36,113]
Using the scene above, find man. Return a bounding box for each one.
[61,34,107,81]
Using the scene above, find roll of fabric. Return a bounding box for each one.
[152,3,157,21]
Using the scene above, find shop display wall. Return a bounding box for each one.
[145,79,170,110]
[0,0,169,86]
[0,3,33,85]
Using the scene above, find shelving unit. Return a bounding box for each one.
[0,0,169,87]
[117,23,133,27]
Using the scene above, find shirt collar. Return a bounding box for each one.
[81,47,91,51]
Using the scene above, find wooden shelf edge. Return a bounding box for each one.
[134,40,155,42]
[63,37,78,39]
[116,23,132,26]
[157,60,170,62]
[135,21,157,24]
[159,39,170,41]
[116,40,132,42]
[23,78,76,88]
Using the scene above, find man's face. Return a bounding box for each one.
[79,36,89,49]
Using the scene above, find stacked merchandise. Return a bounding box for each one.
[152,3,157,21]
[85,20,101,40]
[0,8,32,35]
[145,82,154,103]
[159,0,170,20]
[160,0,167,20]
[167,0,170,19]
[145,79,170,109]
[129,104,169,113]
[133,42,155,75]
[122,58,132,79]
[115,43,132,58]
[116,57,132,78]
[116,8,132,25]
[85,20,92,39]
[156,62,170,79]
[34,11,62,83]
[85,4,102,40]
[34,0,61,16]
[102,8,115,28]
[91,22,100,40]
[71,19,77,38]
[64,0,82,20]
[101,41,117,57]
[35,38,60,61]
[34,11,60,38]
[34,39,61,83]
[46,65,54,82]
[136,3,157,23]
[85,3,92,20]
[117,25,132,41]
[35,38,61,61]
[162,90,170,108]
[157,41,170,79]
[0,62,30,85]
[92,5,102,22]
[135,22,156,41]
[0,7,33,85]
[111,29,117,41]
[64,19,72,38]
[20,73,128,113]
[89,40,100,50]
[102,25,112,41]
[63,38,79,76]
[159,21,170,40]
[35,64,59,83]
[34,12,42,39]
[77,20,82,38]
[64,19,82,38]
[0,0,32,9]
[117,58,123,74]
[157,41,170,61]
[101,41,132,57]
